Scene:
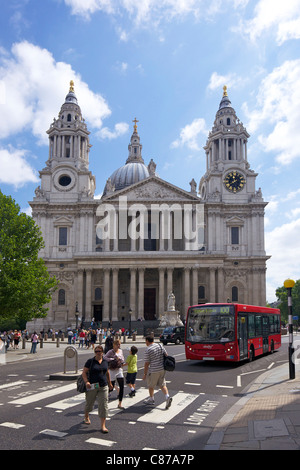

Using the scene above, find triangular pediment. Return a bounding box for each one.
[102,176,200,203]
[226,216,244,226]
[53,216,74,226]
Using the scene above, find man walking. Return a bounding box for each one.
[142,335,172,409]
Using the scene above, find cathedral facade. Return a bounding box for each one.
[27,83,268,331]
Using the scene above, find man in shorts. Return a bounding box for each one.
[142,335,172,409]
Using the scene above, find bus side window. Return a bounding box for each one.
[269,315,274,333]
[248,314,255,338]
[255,315,262,336]
[262,316,269,335]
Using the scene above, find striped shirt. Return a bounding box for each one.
[144,343,166,372]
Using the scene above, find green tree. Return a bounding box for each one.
[0,191,57,323]
[276,280,300,324]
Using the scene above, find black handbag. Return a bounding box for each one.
[159,344,176,371]
[76,375,86,393]
[77,358,93,393]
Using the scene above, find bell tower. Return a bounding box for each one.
[35,81,95,203]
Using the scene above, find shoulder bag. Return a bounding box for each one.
[77,358,93,393]
[159,344,176,372]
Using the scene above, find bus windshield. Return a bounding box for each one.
[186,305,235,343]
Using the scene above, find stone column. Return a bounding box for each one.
[217,267,224,303]
[77,268,84,320]
[138,268,145,320]
[183,267,190,316]
[192,266,198,306]
[112,268,119,321]
[103,268,110,322]
[130,268,136,318]
[209,267,216,302]
[85,268,92,322]
[158,267,165,317]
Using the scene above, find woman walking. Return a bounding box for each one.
[82,345,113,433]
[104,339,125,410]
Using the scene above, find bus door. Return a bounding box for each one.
[238,315,248,360]
[262,316,269,353]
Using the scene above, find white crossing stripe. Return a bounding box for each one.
[39,429,68,438]
[46,387,154,413]
[46,395,86,410]
[86,437,116,447]
[184,382,201,386]
[90,387,156,416]
[216,385,234,389]
[137,392,198,424]
[8,383,76,405]
[0,422,25,429]
[0,381,29,390]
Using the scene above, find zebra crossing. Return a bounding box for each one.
[0,378,221,449]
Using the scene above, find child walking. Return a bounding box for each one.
[124,346,138,397]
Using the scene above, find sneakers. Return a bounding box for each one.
[143,396,172,409]
[143,396,155,405]
[165,397,172,409]
[128,390,136,397]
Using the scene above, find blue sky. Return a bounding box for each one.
[1,0,300,302]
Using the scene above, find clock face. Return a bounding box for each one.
[224,171,245,193]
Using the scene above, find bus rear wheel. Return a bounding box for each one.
[248,346,255,362]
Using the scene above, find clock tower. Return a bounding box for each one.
[199,86,258,204]
[197,87,268,306]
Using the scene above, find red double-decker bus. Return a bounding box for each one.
[185,303,281,362]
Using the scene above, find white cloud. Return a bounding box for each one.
[64,0,115,20]
[207,72,244,92]
[0,146,39,188]
[64,0,246,27]
[285,188,300,201]
[236,0,300,44]
[266,218,300,301]
[97,122,129,140]
[243,59,300,165]
[171,118,207,151]
[0,41,111,145]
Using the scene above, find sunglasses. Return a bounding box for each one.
[95,349,103,353]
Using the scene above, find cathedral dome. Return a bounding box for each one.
[108,161,149,192]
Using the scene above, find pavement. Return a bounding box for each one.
[1,336,300,450]
[205,359,300,450]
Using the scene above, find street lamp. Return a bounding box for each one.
[284,278,296,380]
[128,308,132,338]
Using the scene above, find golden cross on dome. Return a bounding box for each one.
[133,117,139,132]
[223,85,228,97]
[69,80,75,92]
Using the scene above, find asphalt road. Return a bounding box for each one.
[0,338,289,454]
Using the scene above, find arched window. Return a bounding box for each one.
[67,114,72,122]
[58,289,66,305]
[95,288,102,300]
[227,118,230,125]
[232,286,238,302]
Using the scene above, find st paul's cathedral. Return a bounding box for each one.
[27,82,268,331]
